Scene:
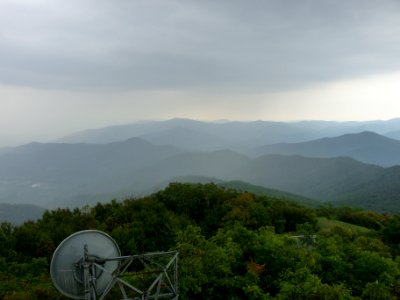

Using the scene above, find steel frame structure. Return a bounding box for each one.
[81,245,179,300]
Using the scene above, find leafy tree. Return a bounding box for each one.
[362,281,395,300]
[278,268,354,300]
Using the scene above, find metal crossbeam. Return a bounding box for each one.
[83,248,179,300]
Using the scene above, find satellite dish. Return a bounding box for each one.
[51,229,178,300]
[50,230,120,299]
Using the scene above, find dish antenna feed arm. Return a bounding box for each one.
[50,230,179,300]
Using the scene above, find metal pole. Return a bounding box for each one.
[84,244,92,300]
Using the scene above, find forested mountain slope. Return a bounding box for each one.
[238,155,385,200]
[2,183,400,299]
[335,165,400,211]
[0,138,183,206]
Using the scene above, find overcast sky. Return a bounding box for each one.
[1,0,400,146]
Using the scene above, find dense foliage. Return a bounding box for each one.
[1,183,400,299]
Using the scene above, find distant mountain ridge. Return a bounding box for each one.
[253,131,400,167]
[0,203,45,224]
[57,118,400,153]
[385,130,400,140]
[58,118,314,151]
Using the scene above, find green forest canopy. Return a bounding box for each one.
[2,183,400,299]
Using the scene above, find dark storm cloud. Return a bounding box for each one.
[1,0,400,91]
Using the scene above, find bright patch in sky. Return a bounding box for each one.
[260,72,400,121]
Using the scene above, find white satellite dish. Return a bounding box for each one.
[50,230,178,300]
[50,230,120,299]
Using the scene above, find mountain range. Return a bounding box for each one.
[0,203,44,224]
[58,118,400,152]
[2,118,400,222]
[252,131,400,167]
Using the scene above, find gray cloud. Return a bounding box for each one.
[1,0,400,92]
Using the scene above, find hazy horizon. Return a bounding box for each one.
[1,0,400,147]
[2,117,400,148]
